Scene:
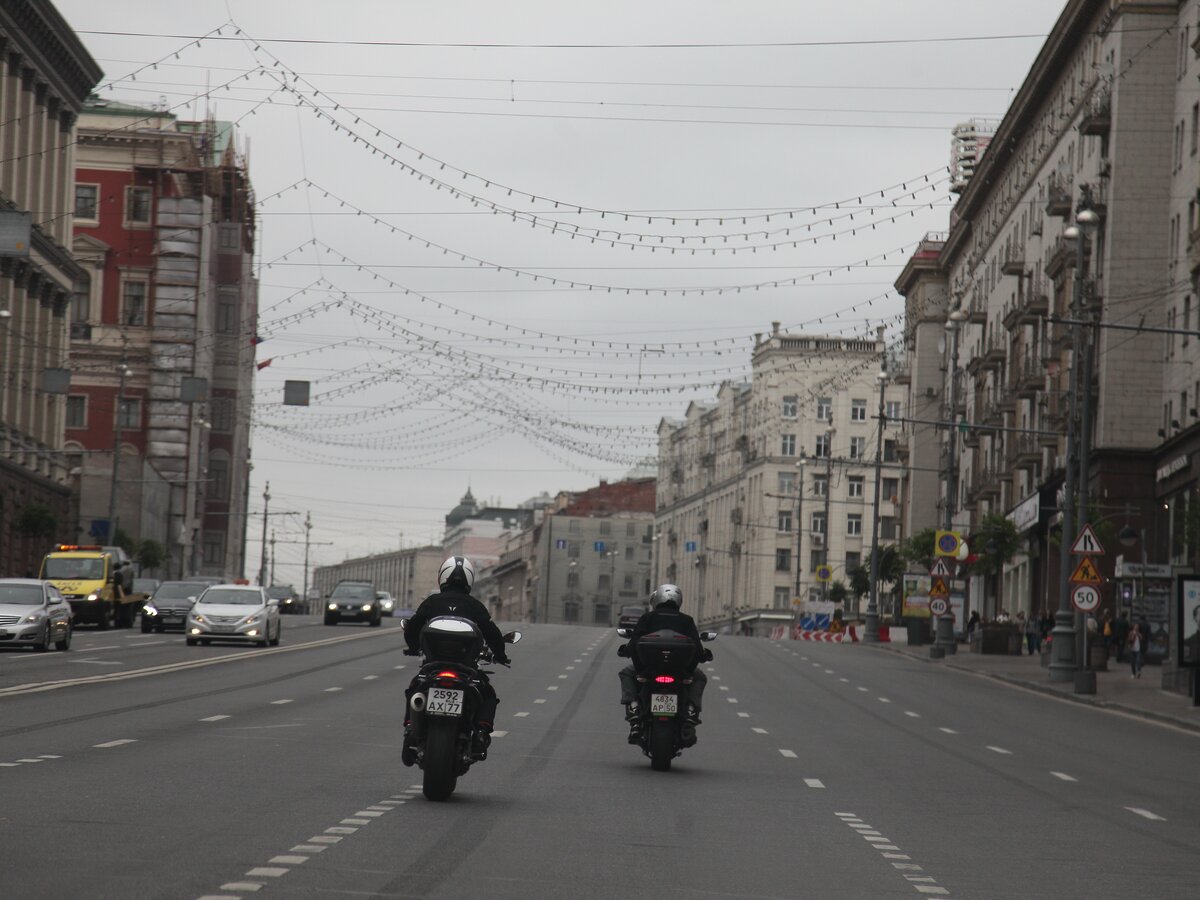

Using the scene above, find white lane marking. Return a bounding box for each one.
[726,698,739,704]
[393,665,406,670]
[270,855,309,864]
[514,711,530,717]
[986,745,1013,755]
[912,888,949,895]
[711,676,721,681]
[904,711,921,718]
[893,863,922,871]
[804,778,825,789]
[824,669,834,674]
[872,844,901,851]
[363,675,379,681]
[801,656,809,660]
[839,677,849,683]
[126,640,167,646]
[1051,771,1077,782]
[835,812,857,818]
[565,666,575,670]
[324,687,343,692]
[93,739,136,748]
[877,697,891,704]
[778,749,797,758]
[341,818,370,826]
[309,836,342,844]
[573,659,582,663]
[533,699,546,704]
[201,715,230,722]
[546,686,558,691]
[196,895,238,899]
[491,730,508,737]
[938,727,957,734]
[72,660,122,666]
[1125,807,1166,821]
[221,882,263,892]
[719,685,730,691]
[859,832,883,837]
[0,763,20,767]
[37,755,61,759]
[811,663,821,668]
[270,699,293,705]
[885,854,914,861]
[752,727,768,734]
[16,758,44,763]
[353,811,385,818]
[78,644,119,651]
[737,712,750,718]
[857,686,869,692]
[557,674,568,679]
[905,876,937,883]
[291,845,327,853]
[246,867,288,877]
[325,826,356,834]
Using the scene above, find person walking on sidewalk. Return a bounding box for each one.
[1114,612,1130,663]
[1127,622,1145,678]
[1024,609,1041,656]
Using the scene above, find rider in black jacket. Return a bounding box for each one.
[403,556,508,762]
[618,584,708,742]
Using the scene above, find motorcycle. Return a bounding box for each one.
[401,616,521,800]
[617,626,716,771]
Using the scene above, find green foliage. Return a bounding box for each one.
[114,528,136,555]
[137,539,166,571]
[967,513,1021,577]
[15,504,57,539]
[877,544,905,585]
[900,528,937,571]
[848,564,870,599]
[828,580,847,605]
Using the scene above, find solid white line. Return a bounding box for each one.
[938,727,958,734]
[1051,771,1077,782]
[986,745,1013,755]
[1125,807,1166,821]
[904,711,920,718]
[93,739,136,748]
[200,715,230,722]
[269,855,309,864]
[804,778,825,788]
[778,749,797,758]
[752,727,768,734]
[245,867,288,877]
[270,699,293,705]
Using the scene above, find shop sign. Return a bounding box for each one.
[1156,454,1189,482]
[1007,491,1041,534]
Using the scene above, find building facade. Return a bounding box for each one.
[313,544,444,611]
[655,325,904,634]
[0,1,100,575]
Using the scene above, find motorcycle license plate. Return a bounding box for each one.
[650,693,678,715]
[426,687,464,716]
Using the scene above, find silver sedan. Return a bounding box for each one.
[0,579,72,652]
[186,584,282,647]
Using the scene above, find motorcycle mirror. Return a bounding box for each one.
[399,617,408,630]
[503,630,523,644]
[616,627,630,638]
[617,644,630,658]
[701,631,718,641]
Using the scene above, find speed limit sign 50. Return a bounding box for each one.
[929,597,950,616]
[1071,584,1100,613]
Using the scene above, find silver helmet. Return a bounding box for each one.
[652,583,682,608]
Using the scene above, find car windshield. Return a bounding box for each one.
[0,585,43,605]
[199,589,262,606]
[332,585,373,601]
[43,557,105,580]
[266,587,292,599]
[154,583,198,600]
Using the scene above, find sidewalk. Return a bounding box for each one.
[868,638,1200,735]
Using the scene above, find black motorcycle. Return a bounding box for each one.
[402,616,521,800]
[617,627,715,771]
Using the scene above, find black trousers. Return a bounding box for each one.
[619,665,707,711]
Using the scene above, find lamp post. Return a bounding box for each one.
[794,455,807,599]
[258,482,270,587]
[934,307,968,657]
[105,360,131,545]
[865,370,889,642]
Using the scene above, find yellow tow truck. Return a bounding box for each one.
[38,545,147,629]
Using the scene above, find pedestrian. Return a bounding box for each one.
[1113,612,1130,662]
[1039,607,1054,640]
[1127,622,1145,678]
[1024,609,1041,656]
[966,610,981,645]
[1100,609,1114,658]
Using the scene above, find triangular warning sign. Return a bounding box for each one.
[1069,556,1103,585]
[929,558,952,578]
[1070,524,1105,556]
[928,577,950,598]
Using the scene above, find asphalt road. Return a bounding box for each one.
[1,618,1198,899]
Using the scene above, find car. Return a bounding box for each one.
[267,584,303,614]
[141,581,204,633]
[185,584,282,647]
[0,578,73,652]
[618,604,649,630]
[375,590,396,616]
[324,580,381,627]
[132,578,160,596]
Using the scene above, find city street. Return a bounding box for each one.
[1,622,1197,899]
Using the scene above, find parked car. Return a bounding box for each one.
[618,604,649,630]
[375,590,396,616]
[141,581,204,633]
[324,580,381,627]
[0,578,73,651]
[267,584,302,614]
[186,584,282,647]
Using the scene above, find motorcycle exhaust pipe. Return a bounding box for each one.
[410,693,426,713]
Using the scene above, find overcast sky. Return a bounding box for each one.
[52,0,1066,583]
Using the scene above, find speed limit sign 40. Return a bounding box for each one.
[929,597,950,616]
[1071,584,1101,613]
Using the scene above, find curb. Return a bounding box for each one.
[861,641,1200,737]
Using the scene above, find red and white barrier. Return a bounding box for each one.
[792,627,847,643]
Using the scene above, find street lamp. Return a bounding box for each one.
[105,362,132,545]
[865,369,889,642]
[933,307,968,658]
[793,455,807,599]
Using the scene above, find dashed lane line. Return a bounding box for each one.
[779,749,797,759]
[804,778,825,789]
[737,712,750,718]
[1051,771,1077,782]
[534,699,547,704]
[514,711,530,717]
[270,699,293,705]
[752,727,768,734]
[904,711,920,718]
[938,727,958,734]
[877,697,891,704]
[986,745,1013,755]
[201,715,230,722]
[726,697,739,704]
[1125,807,1166,821]
[324,687,343,692]
[363,675,379,681]
[93,739,136,748]
[856,686,869,692]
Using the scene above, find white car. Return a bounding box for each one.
[376,590,397,616]
[0,579,73,652]
[186,584,281,648]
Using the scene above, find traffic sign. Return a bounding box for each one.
[929,558,952,578]
[594,541,606,552]
[935,530,962,558]
[1070,524,1105,556]
[1069,556,1103,586]
[1071,584,1101,613]
[928,576,950,599]
[685,541,697,552]
[554,539,567,550]
[815,564,833,583]
[929,596,950,616]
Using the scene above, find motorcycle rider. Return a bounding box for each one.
[618,583,708,744]
[403,556,509,763]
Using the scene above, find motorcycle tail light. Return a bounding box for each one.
[436,670,461,680]
[654,675,675,684]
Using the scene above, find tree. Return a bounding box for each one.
[828,580,847,606]
[848,564,870,601]
[113,527,136,555]
[137,539,166,572]
[15,504,57,540]
[900,528,937,572]
[967,513,1021,619]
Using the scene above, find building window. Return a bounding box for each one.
[885,400,901,422]
[563,601,580,623]
[566,571,579,588]
[808,587,823,603]
[845,551,861,571]
[216,290,238,335]
[851,399,867,422]
[599,519,611,536]
[883,478,899,502]
[117,398,140,430]
[881,517,897,540]
[624,545,633,560]
[623,574,634,590]
[626,521,636,537]
[567,541,579,558]
[847,514,862,536]
[812,512,826,535]
[848,476,864,499]
[127,186,152,224]
[66,395,87,429]
[598,573,611,593]
[774,586,791,608]
[815,434,830,458]
[777,510,793,533]
[813,475,828,497]
[781,433,796,456]
[75,184,99,220]
[884,439,897,463]
[123,281,147,326]
[817,397,832,421]
[72,291,90,325]
[850,436,865,459]
[593,604,610,625]
[568,519,580,534]
[778,471,796,495]
[781,395,797,419]
[218,223,241,252]
[210,397,234,433]
[207,457,230,501]
[202,531,226,566]
[775,548,792,572]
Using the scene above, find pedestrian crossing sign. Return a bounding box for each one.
[1069,555,1103,586]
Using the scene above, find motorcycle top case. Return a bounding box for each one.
[633,628,699,676]
[419,616,484,663]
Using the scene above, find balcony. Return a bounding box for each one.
[1014,353,1044,399]
[1045,173,1073,219]
[894,431,911,462]
[890,358,911,385]
[981,400,1004,427]
[1010,434,1042,473]
[980,336,1007,372]
[1025,275,1050,321]
[1044,234,1076,280]
[967,298,986,324]
[1000,245,1025,276]
[1189,224,1200,276]
[1079,88,1111,137]
[996,385,1017,413]
[977,467,1002,502]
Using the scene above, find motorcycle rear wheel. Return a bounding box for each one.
[649,719,674,771]
[422,716,459,800]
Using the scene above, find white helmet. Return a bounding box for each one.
[438,556,475,591]
[652,583,683,608]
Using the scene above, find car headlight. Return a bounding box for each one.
[143,604,158,616]
[328,603,338,611]
[242,613,264,626]
[190,613,206,624]
[362,603,373,611]
[87,592,99,601]
[22,612,47,624]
